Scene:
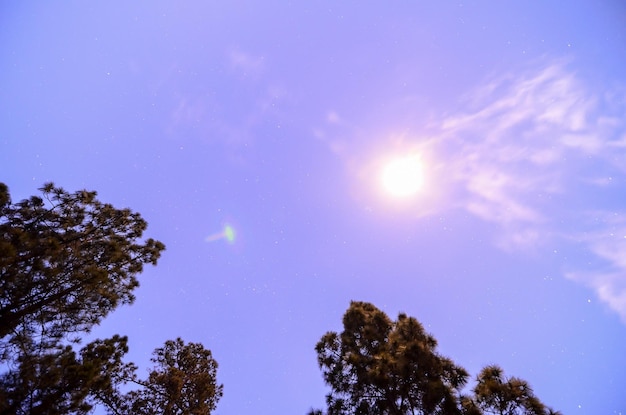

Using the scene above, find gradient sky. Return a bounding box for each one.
[2,2,626,414]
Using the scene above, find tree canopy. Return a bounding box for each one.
[312,301,469,415]
[311,302,560,415]
[114,338,223,415]
[0,183,222,414]
[0,182,165,344]
[460,366,561,415]
[0,335,135,415]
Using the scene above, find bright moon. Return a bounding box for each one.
[381,154,424,198]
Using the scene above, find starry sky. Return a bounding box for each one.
[2,2,626,414]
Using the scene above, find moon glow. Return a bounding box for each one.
[381,154,424,198]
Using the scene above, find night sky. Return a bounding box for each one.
[2,2,626,414]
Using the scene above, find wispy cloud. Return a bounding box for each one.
[439,60,626,319]
[313,110,351,156]
[165,49,289,160]
[438,61,623,240]
[229,49,266,79]
[566,213,626,323]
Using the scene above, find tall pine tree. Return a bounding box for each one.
[0,183,222,414]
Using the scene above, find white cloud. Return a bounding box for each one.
[165,49,290,157]
[229,49,266,79]
[327,111,341,124]
[565,203,626,325]
[437,61,626,320]
[438,61,624,237]
[568,269,626,323]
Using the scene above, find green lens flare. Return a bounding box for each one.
[224,225,236,243]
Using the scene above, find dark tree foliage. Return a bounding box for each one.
[460,366,562,415]
[0,183,165,413]
[106,338,223,415]
[0,183,222,415]
[311,301,469,415]
[311,302,560,415]
[0,182,165,345]
[0,335,135,415]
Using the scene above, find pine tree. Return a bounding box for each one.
[311,301,468,415]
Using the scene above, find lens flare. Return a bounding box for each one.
[223,225,236,244]
[205,224,237,244]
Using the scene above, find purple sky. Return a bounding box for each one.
[2,2,626,414]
